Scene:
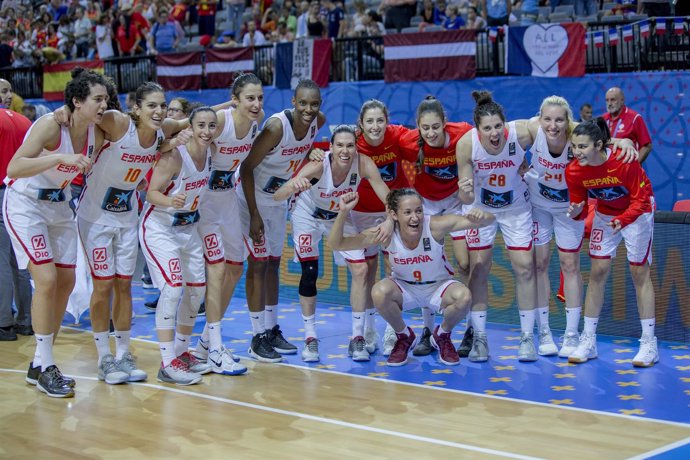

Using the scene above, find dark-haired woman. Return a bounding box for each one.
[329,189,495,367]
[3,69,108,397]
[565,118,657,368]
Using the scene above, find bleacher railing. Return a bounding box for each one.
[1,17,687,99]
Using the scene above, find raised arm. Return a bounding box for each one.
[146,148,185,208]
[455,131,474,205]
[272,158,323,201]
[360,154,390,204]
[429,208,495,241]
[327,192,380,251]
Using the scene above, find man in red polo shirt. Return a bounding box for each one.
[602,87,653,163]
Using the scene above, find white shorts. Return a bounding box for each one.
[350,210,387,258]
[589,210,654,265]
[77,218,138,279]
[2,187,77,269]
[422,195,466,240]
[237,194,287,260]
[291,207,364,266]
[140,209,206,288]
[390,278,458,313]
[466,205,533,251]
[198,190,247,266]
[532,206,585,252]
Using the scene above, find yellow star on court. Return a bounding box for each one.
[613,339,632,344]
[230,339,248,344]
[328,306,345,310]
[681,377,690,383]
[614,359,633,364]
[673,355,690,360]
[191,333,201,337]
[555,362,576,367]
[499,355,518,360]
[319,313,335,317]
[410,324,423,330]
[231,310,246,314]
[616,381,640,387]
[221,317,235,321]
[377,361,388,366]
[489,377,512,383]
[423,381,447,386]
[133,314,149,319]
[280,308,296,312]
[494,366,515,371]
[368,372,389,378]
[505,336,521,341]
[613,348,634,353]
[338,344,348,349]
[549,399,574,405]
[676,366,690,371]
[132,297,144,301]
[553,373,576,379]
[431,369,453,374]
[135,335,152,339]
[288,336,302,342]
[316,320,327,325]
[502,345,519,350]
[277,316,286,320]
[683,390,690,396]
[484,389,508,395]
[670,345,689,350]
[619,409,646,415]
[244,330,253,335]
[616,370,638,375]
[551,385,575,391]
[315,364,335,369]
[327,354,346,359]
[618,394,643,401]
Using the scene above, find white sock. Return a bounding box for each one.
[207,321,223,353]
[536,306,550,330]
[201,323,210,343]
[114,330,130,360]
[352,312,365,338]
[364,308,376,331]
[174,333,191,357]
[302,314,316,339]
[471,311,487,333]
[249,310,265,335]
[583,316,599,336]
[160,341,175,367]
[265,305,277,330]
[640,318,655,339]
[33,347,42,368]
[93,331,111,364]
[519,309,536,335]
[421,307,435,330]
[565,307,582,334]
[439,324,450,335]
[36,333,55,372]
[465,310,472,328]
[395,325,409,336]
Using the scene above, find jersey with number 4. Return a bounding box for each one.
[384,215,453,284]
[524,126,572,210]
[77,119,163,227]
[252,110,318,207]
[471,121,529,213]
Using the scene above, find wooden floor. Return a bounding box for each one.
[1,329,689,459]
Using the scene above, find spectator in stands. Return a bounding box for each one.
[345,9,384,81]
[0,33,12,68]
[519,0,539,25]
[243,19,267,46]
[85,0,101,22]
[116,10,142,56]
[419,0,436,28]
[351,0,367,35]
[603,86,653,162]
[215,30,238,47]
[261,7,279,34]
[149,7,181,53]
[21,104,36,121]
[171,0,190,27]
[197,0,218,37]
[96,12,115,59]
[482,0,511,26]
[73,7,93,58]
[296,1,310,38]
[306,1,326,37]
[325,0,346,38]
[443,5,465,29]
[274,18,295,41]
[47,0,69,23]
[434,0,449,24]
[579,103,592,122]
[382,0,417,32]
[279,5,298,34]
[574,0,598,17]
[11,30,33,67]
[607,0,637,17]
[226,0,245,37]
[464,6,487,29]
[637,0,670,16]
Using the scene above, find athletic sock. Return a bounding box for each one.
[471,311,487,333]
[565,307,582,334]
[640,318,656,339]
[302,314,317,339]
[249,310,265,335]
[536,306,550,330]
[364,308,377,332]
[114,330,131,360]
[352,312,365,338]
[265,305,277,330]
[421,307,435,330]
[36,333,55,372]
[93,331,111,364]
[174,333,191,357]
[160,341,175,367]
[519,309,536,335]
[207,321,223,353]
[583,317,599,336]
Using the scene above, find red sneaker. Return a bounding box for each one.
[386,327,417,367]
[431,325,460,366]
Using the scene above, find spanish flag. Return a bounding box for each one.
[42,60,105,102]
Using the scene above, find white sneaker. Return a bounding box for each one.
[117,352,148,382]
[558,332,579,358]
[157,358,202,385]
[364,328,379,354]
[208,348,248,375]
[191,339,209,362]
[537,327,559,356]
[568,333,597,364]
[348,336,371,362]
[518,333,538,362]
[98,354,130,385]
[632,336,659,368]
[382,324,396,357]
[301,337,319,362]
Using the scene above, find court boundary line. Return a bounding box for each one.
[627,436,690,459]
[0,368,539,460]
[59,325,690,430]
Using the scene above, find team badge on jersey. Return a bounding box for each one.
[262,176,288,194]
[567,146,574,161]
[424,163,457,180]
[481,188,513,208]
[209,169,235,190]
[101,187,133,213]
[349,173,358,186]
[312,207,338,220]
[37,188,66,202]
[172,210,200,226]
[251,124,258,139]
[156,136,163,152]
[587,186,628,201]
[378,163,396,182]
[509,142,516,156]
[423,237,431,251]
[538,183,568,203]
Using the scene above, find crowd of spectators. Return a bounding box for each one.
[0,0,680,67]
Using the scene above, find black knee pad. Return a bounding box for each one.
[299,259,318,297]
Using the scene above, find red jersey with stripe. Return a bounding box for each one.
[354,124,410,213]
[398,122,472,201]
[0,109,32,180]
[565,148,654,228]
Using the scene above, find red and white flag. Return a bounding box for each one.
[156,52,202,91]
[594,31,604,48]
[384,30,476,83]
[674,18,685,36]
[206,47,254,89]
[622,25,633,42]
[640,20,650,38]
[609,28,619,46]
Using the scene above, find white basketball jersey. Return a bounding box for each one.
[77,119,163,227]
[6,114,95,201]
[524,126,572,210]
[250,110,318,207]
[209,108,259,192]
[294,152,361,220]
[147,144,211,227]
[384,215,453,284]
[471,121,529,212]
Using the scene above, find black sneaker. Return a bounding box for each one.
[412,327,433,356]
[248,333,282,363]
[267,325,297,354]
[457,326,474,358]
[197,301,206,317]
[37,365,75,398]
[145,296,159,311]
[16,324,34,336]
[26,362,76,387]
[141,273,154,289]
[0,326,17,341]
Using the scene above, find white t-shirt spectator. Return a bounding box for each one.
[242,29,267,47]
[96,23,114,58]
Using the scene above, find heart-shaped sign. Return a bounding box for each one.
[523,24,569,74]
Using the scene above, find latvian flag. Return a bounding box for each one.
[640,20,650,38]
[674,18,685,36]
[43,60,104,101]
[656,19,667,36]
[206,47,254,89]
[274,39,332,90]
[622,25,633,42]
[594,31,604,48]
[384,30,476,83]
[156,52,202,91]
[609,28,619,46]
